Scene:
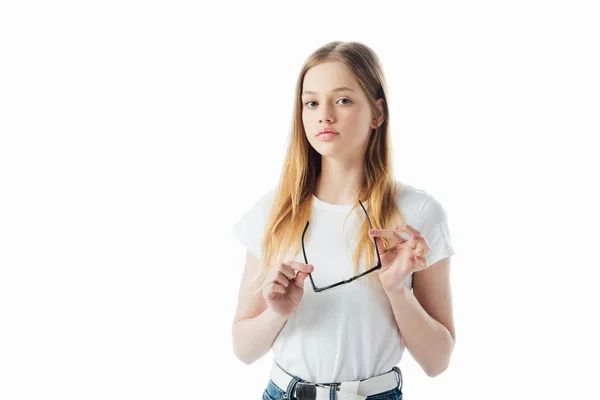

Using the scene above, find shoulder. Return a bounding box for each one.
[251,186,277,210]
[263,186,277,209]
[395,180,450,231]
[395,180,437,215]
[234,186,278,226]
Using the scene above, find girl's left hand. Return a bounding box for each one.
[368,224,431,293]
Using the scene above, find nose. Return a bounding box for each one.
[319,104,334,124]
[319,115,334,125]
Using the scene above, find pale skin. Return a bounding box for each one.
[256,260,315,319]
[232,60,455,372]
[301,60,384,206]
[302,60,456,376]
[369,224,456,377]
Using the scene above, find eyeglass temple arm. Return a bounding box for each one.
[358,200,383,268]
[301,221,318,291]
[301,200,382,292]
[302,219,368,293]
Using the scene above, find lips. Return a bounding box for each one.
[317,129,338,136]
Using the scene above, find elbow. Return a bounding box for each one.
[232,328,256,365]
[425,332,455,377]
[232,342,255,365]
[424,349,454,377]
[234,351,254,365]
[425,343,454,377]
[425,362,449,378]
[232,338,253,365]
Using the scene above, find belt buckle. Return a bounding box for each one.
[295,382,322,400]
[295,382,338,399]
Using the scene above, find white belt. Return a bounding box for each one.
[270,360,402,400]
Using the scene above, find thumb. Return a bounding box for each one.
[293,271,310,288]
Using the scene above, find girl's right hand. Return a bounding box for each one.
[260,261,314,318]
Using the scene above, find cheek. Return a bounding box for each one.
[345,110,360,123]
[301,109,313,126]
[346,105,369,121]
[343,109,371,133]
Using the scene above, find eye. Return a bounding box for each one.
[303,98,352,108]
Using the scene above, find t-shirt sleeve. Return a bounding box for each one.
[232,188,275,261]
[418,195,455,267]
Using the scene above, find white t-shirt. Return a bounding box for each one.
[232,181,455,383]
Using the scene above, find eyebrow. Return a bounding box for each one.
[301,86,356,97]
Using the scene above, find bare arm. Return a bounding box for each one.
[231,250,285,364]
[232,307,288,365]
[232,250,314,364]
[385,257,456,377]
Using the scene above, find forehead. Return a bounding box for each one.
[302,61,359,96]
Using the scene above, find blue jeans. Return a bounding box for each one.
[262,368,403,400]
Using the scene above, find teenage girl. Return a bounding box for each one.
[232,41,456,400]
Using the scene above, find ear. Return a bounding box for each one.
[371,98,385,129]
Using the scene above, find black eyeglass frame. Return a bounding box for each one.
[301,200,383,293]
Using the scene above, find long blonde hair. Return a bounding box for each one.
[255,41,406,291]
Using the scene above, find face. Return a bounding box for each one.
[301,61,383,160]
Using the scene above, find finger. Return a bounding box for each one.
[292,271,310,289]
[272,272,290,288]
[369,228,407,246]
[369,228,397,239]
[286,272,309,305]
[414,243,428,256]
[278,264,296,280]
[267,282,286,298]
[256,269,289,295]
[389,224,426,251]
[414,255,428,271]
[395,224,421,237]
[418,238,431,253]
[407,234,430,253]
[373,236,389,256]
[287,260,315,274]
[257,262,314,295]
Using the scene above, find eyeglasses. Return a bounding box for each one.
[301,200,382,292]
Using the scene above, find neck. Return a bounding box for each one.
[313,156,363,205]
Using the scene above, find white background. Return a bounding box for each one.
[1,1,599,399]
